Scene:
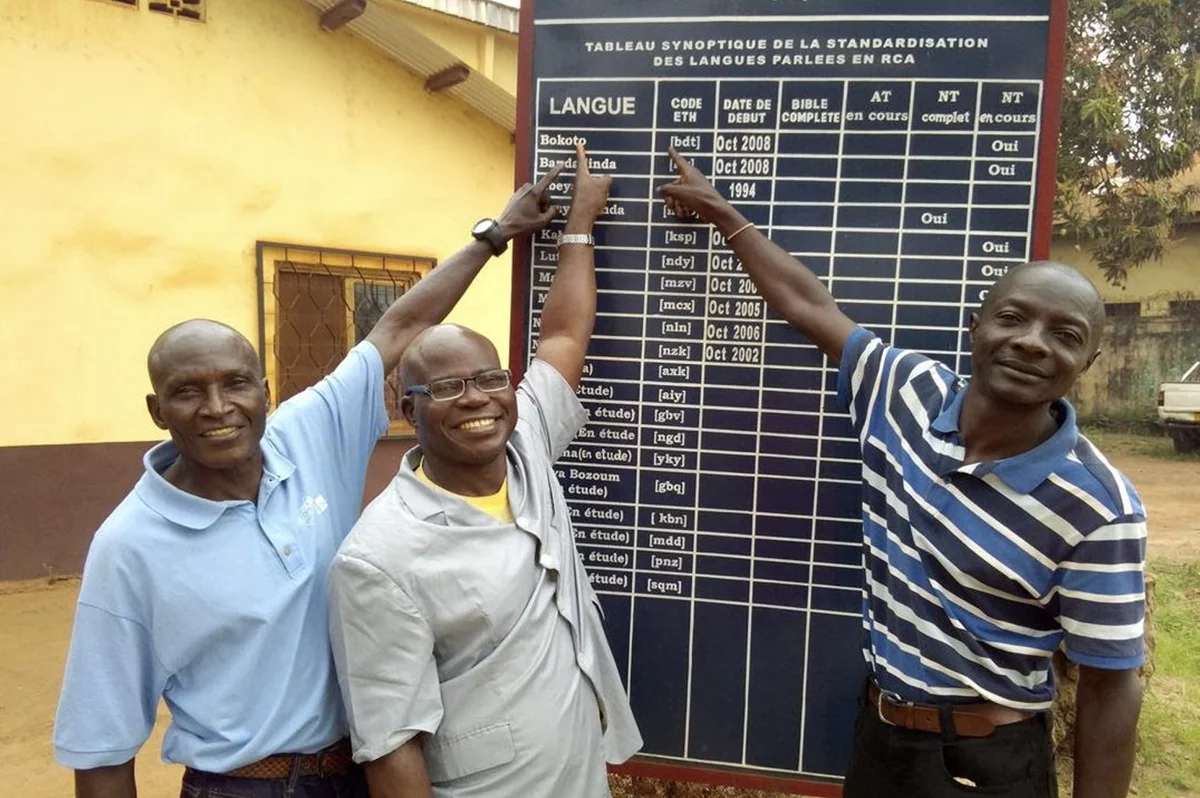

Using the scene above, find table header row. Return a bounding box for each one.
[539,80,1042,132]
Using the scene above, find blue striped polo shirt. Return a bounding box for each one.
[836,328,1147,711]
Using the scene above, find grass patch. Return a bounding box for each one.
[1080,429,1200,461]
[1134,560,1200,797]
[1078,410,1163,437]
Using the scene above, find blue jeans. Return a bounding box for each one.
[180,763,368,798]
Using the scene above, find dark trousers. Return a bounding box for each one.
[180,763,368,798]
[842,694,1058,798]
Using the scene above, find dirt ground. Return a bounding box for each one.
[3,446,1196,797]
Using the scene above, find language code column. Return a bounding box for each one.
[627,79,710,758]
[532,79,658,687]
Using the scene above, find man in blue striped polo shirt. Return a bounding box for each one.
[660,148,1144,798]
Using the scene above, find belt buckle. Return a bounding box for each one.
[315,747,348,778]
[876,688,910,727]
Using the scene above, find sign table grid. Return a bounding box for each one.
[520,3,1060,785]
[532,73,1039,775]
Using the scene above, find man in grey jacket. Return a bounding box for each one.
[327,144,642,798]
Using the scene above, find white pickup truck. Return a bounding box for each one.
[1157,361,1200,453]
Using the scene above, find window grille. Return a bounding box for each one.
[148,0,204,21]
[258,242,437,437]
[1103,302,1141,318]
[1168,299,1200,318]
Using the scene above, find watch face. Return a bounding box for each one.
[472,219,495,235]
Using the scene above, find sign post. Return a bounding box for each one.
[511,2,1068,792]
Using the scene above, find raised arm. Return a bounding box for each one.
[535,143,612,388]
[366,165,565,373]
[657,147,857,362]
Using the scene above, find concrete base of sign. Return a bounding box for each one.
[611,774,792,798]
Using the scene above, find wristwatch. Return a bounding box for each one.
[471,218,508,256]
[558,233,595,247]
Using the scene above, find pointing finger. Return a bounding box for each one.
[574,142,591,176]
[667,146,691,175]
[533,162,566,194]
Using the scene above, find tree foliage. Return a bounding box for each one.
[1056,0,1200,286]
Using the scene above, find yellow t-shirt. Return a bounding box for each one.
[416,461,514,523]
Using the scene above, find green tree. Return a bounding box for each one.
[1056,0,1200,286]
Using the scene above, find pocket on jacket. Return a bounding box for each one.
[425,722,516,783]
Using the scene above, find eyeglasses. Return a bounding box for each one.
[404,368,512,402]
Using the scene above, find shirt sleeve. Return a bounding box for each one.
[54,602,170,769]
[835,327,888,434]
[1054,515,1147,670]
[270,341,389,482]
[516,359,589,462]
[328,553,443,763]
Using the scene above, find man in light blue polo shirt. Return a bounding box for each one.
[53,165,566,798]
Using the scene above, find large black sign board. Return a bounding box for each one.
[511,1,1067,791]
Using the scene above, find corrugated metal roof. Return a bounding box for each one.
[301,0,517,132]
[390,0,519,33]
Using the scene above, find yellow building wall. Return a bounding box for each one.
[1049,229,1200,306]
[492,37,520,94]
[1050,228,1200,419]
[0,0,519,448]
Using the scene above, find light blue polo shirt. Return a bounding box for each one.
[54,342,388,772]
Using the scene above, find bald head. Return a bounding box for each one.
[398,324,516,483]
[144,319,270,477]
[147,319,260,391]
[983,261,1105,350]
[399,324,499,389]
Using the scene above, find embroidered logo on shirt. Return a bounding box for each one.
[299,494,329,526]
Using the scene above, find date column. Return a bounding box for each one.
[697,79,778,767]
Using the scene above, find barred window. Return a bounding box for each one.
[1168,299,1200,318]
[148,0,204,20]
[1103,301,1141,318]
[257,242,436,437]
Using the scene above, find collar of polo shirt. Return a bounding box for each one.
[135,437,297,530]
[930,385,1079,494]
[397,446,527,524]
